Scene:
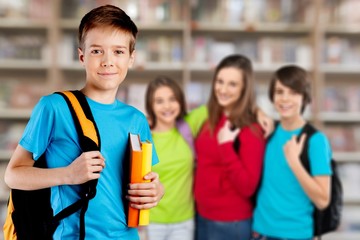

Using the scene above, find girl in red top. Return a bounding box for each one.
[194,54,266,240]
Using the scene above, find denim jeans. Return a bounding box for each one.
[195,214,252,240]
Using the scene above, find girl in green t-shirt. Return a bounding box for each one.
[144,76,207,240]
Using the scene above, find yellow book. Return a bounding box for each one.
[139,141,152,226]
[127,134,152,227]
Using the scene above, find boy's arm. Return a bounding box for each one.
[126,172,164,209]
[5,144,105,190]
[284,135,331,210]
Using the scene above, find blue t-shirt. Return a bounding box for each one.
[253,124,332,239]
[19,93,159,240]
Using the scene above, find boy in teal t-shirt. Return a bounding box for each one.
[252,65,332,240]
[4,5,164,240]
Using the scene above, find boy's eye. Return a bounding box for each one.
[115,50,124,54]
[91,49,102,54]
[275,89,283,94]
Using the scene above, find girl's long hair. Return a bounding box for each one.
[207,54,257,132]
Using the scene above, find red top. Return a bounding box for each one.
[194,115,266,221]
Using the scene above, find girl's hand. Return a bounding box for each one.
[217,120,240,144]
[257,108,274,138]
[127,171,164,209]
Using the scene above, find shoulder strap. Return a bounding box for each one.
[176,119,195,157]
[297,122,317,172]
[53,90,101,240]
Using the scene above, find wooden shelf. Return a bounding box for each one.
[0,150,12,162]
[0,60,49,70]
[192,22,312,33]
[0,109,32,120]
[320,112,360,122]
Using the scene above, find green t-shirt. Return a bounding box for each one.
[150,105,207,223]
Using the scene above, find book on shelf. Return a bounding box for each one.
[323,86,360,112]
[127,133,152,227]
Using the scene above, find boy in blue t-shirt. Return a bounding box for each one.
[252,65,332,240]
[4,5,164,240]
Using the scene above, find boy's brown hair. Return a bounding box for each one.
[145,76,187,129]
[78,4,138,53]
[269,65,311,114]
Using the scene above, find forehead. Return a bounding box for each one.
[83,27,132,47]
[217,67,243,81]
[154,86,174,97]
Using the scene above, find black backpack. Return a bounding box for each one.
[4,90,101,240]
[298,123,343,237]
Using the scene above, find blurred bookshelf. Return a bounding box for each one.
[0,0,360,239]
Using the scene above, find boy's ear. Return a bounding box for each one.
[128,50,136,68]
[78,48,85,65]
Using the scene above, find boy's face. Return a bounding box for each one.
[78,27,135,93]
[152,86,180,128]
[214,67,244,113]
[273,80,303,120]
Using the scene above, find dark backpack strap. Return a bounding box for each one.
[54,90,101,240]
[297,123,317,172]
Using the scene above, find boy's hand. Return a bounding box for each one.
[283,134,306,169]
[256,108,274,138]
[217,120,240,144]
[127,171,164,209]
[67,151,105,185]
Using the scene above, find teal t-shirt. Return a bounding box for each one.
[253,124,332,239]
[150,105,207,223]
[20,93,158,240]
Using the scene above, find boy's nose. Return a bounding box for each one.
[101,54,113,67]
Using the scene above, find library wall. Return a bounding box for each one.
[0,0,360,239]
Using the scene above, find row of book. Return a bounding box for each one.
[324,37,360,65]
[324,126,360,152]
[0,81,45,109]
[192,0,313,24]
[323,0,360,24]
[0,35,47,60]
[0,0,50,20]
[339,163,360,201]
[323,86,360,112]
[0,123,26,151]
[192,36,312,68]
[61,0,183,23]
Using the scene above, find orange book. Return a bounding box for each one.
[127,133,152,227]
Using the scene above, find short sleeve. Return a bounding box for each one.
[184,105,208,137]
[20,96,55,160]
